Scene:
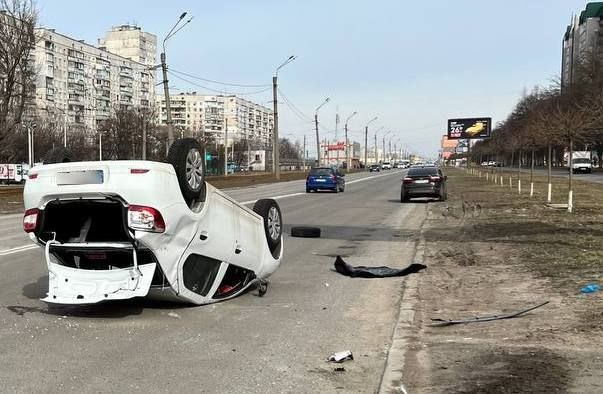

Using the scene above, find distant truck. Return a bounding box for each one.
[0,163,30,184]
[568,151,592,174]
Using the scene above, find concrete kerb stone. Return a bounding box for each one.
[378,215,426,394]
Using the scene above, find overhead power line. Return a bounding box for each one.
[278,88,313,123]
[168,71,272,96]
[170,68,270,88]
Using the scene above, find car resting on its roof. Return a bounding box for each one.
[22,138,283,305]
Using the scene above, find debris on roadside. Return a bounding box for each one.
[580,283,600,294]
[327,350,354,363]
[430,301,549,327]
[333,367,346,372]
[291,226,321,238]
[333,255,427,278]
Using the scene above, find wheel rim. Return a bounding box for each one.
[267,206,281,240]
[185,148,203,191]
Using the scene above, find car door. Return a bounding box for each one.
[230,207,263,272]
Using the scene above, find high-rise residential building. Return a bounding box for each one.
[562,2,603,87]
[155,92,274,146]
[34,28,155,132]
[98,25,157,68]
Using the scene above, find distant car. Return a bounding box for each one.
[306,167,345,192]
[381,161,392,170]
[368,164,381,172]
[401,166,447,202]
[570,158,592,173]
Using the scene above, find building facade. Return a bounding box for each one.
[155,93,274,146]
[34,28,154,131]
[98,25,157,69]
[562,2,603,87]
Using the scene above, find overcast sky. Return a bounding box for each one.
[38,0,588,157]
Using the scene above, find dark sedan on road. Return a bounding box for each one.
[401,166,447,202]
[368,164,381,172]
[306,167,345,193]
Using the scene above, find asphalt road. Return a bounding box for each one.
[0,169,426,393]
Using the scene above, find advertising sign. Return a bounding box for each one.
[447,117,491,139]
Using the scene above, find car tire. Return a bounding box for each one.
[44,147,76,164]
[290,226,321,238]
[253,199,282,252]
[167,138,205,204]
[401,193,407,203]
[306,188,311,193]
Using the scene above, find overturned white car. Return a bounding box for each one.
[23,139,283,305]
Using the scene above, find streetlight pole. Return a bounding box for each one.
[364,117,377,169]
[314,97,330,167]
[383,130,392,162]
[344,111,357,171]
[272,55,296,180]
[374,126,384,163]
[160,12,192,149]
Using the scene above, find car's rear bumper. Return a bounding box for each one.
[307,181,337,189]
[403,185,441,196]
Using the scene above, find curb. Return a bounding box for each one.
[378,216,426,394]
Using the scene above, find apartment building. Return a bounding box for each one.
[562,2,603,87]
[156,93,274,146]
[34,28,154,131]
[98,25,157,68]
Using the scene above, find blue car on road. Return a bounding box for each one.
[306,167,345,193]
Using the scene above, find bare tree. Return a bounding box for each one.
[0,0,38,161]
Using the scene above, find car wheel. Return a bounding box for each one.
[306,188,311,193]
[167,138,205,205]
[253,199,282,252]
[44,147,76,164]
[291,226,321,238]
[401,193,407,203]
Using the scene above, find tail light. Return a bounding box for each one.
[23,208,39,233]
[28,173,38,180]
[330,175,337,181]
[130,169,150,174]
[128,205,165,233]
[403,177,414,184]
[429,176,441,182]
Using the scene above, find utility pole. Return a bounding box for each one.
[335,109,340,165]
[142,115,147,160]
[160,12,192,150]
[314,97,330,167]
[272,74,280,179]
[374,133,378,163]
[303,135,306,170]
[224,118,228,176]
[382,137,385,162]
[272,55,296,179]
[344,111,357,171]
[160,52,173,147]
[364,117,377,169]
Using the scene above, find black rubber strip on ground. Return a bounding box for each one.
[290,226,321,238]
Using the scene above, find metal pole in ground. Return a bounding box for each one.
[224,118,228,176]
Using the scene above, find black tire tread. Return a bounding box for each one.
[167,138,205,204]
[290,226,321,238]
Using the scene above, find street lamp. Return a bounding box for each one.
[344,111,357,170]
[382,130,392,162]
[364,117,378,169]
[160,11,193,148]
[373,126,384,163]
[272,55,296,179]
[314,97,330,167]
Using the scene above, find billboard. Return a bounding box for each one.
[447,117,491,139]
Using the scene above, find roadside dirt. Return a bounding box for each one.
[403,168,602,393]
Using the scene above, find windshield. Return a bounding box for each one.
[572,158,591,164]
[309,168,333,176]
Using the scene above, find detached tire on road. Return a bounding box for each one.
[253,199,283,253]
[167,138,205,204]
[44,147,76,164]
[290,226,321,238]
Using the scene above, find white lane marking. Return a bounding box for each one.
[239,171,402,205]
[0,244,37,256]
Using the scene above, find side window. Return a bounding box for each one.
[182,254,222,296]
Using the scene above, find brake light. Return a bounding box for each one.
[429,176,441,182]
[130,169,150,174]
[23,208,39,233]
[128,205,165,233]
[330,175,337,181]
[28,173,38,180]
[403,177,414,184]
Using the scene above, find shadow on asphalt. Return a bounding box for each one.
[386,198,437,204]
[285,224,420,242]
